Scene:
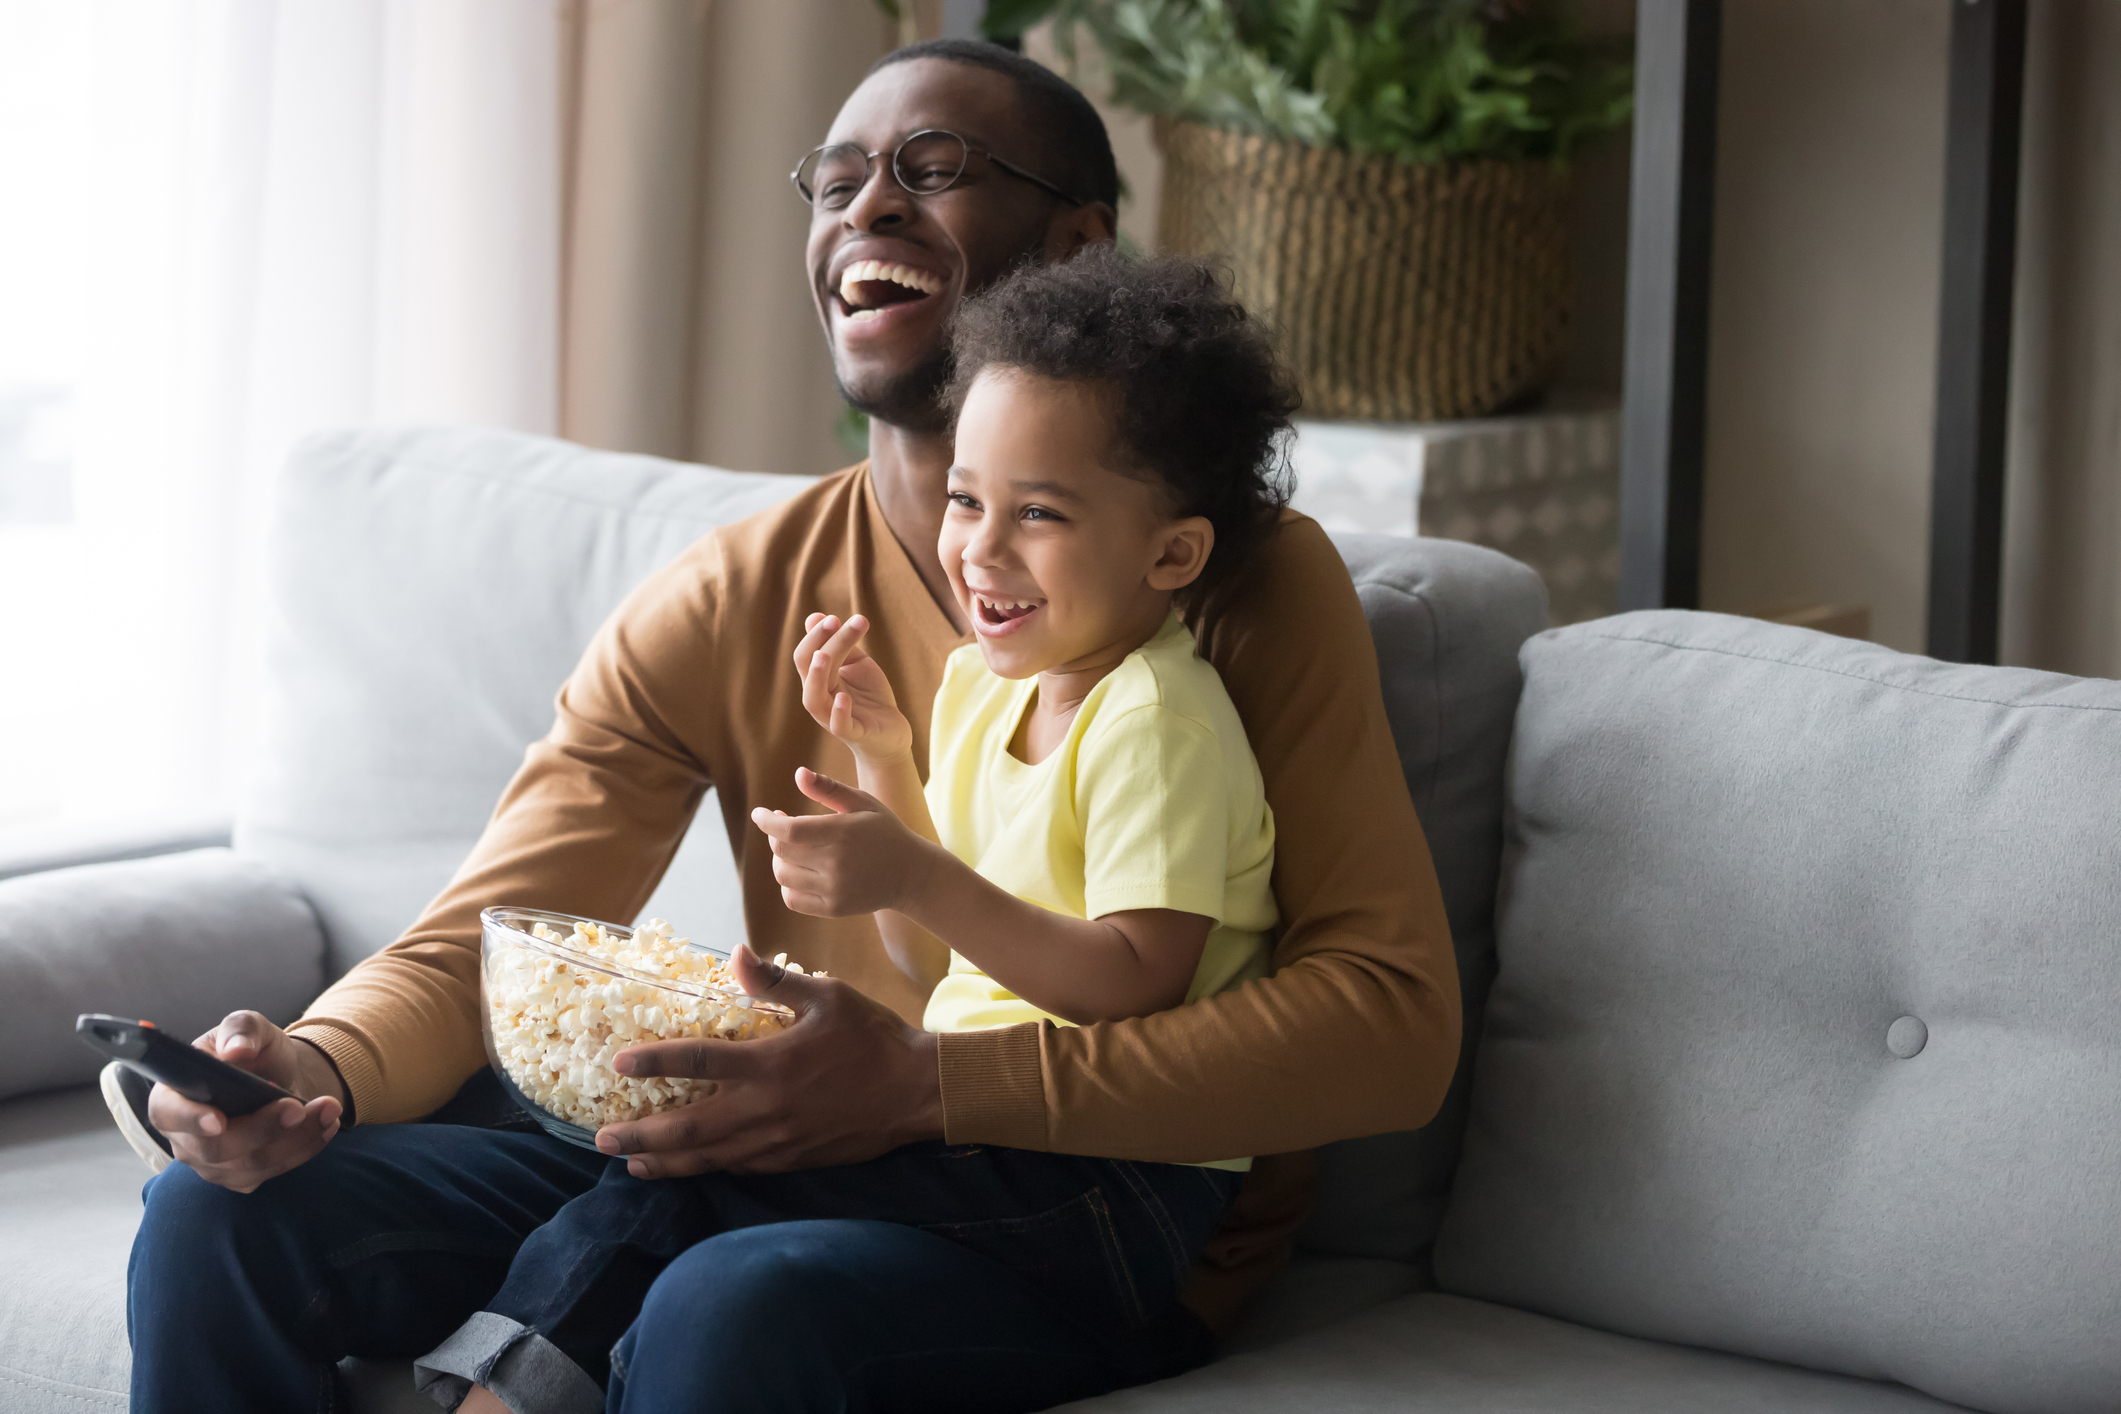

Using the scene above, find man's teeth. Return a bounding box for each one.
[838,259,945,309]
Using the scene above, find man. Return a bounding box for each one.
[125,40,1461,1414]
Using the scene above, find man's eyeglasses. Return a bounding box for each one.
[792,129,1084,211]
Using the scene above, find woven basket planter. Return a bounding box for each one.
[1156,118,1574,422]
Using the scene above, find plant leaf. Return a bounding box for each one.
[981,0,1062,39]
[1046,0,1632,163]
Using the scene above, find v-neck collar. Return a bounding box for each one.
[856,462,972,651]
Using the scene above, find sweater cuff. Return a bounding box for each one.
[286,1020,383,1128]
[936,1024,1047,1150]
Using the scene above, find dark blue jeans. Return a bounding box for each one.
[127,1075,1236,1414]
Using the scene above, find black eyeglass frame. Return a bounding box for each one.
[791,129,1086,211]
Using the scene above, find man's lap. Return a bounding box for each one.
[135,1118,610,1362]
[480,1141,1233,1379]
[609,1218,1216,1414]
[135,1115,1228,1411]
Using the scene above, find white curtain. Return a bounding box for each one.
[0,0,566,844]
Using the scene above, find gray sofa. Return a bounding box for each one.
[2,426,2113,1413]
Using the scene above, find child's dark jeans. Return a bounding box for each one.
[411,1138,1241,1413]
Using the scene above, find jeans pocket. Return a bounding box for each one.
[1099,1160,1241,1293]
[920,1187,1147,1330]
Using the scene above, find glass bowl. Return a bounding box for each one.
[479,906,793,1150]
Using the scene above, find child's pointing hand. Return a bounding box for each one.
[752,767,940,918]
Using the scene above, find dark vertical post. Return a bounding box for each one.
[1618,0,1721,612]
[1926,0,2026,664]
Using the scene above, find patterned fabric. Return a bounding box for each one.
[1288,407,1620,625]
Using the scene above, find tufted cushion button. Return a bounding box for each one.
[1886,1015,1928,1059]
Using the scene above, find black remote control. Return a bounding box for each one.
[76,1014,298,1118]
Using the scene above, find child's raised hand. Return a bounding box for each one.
[793,613,911,760]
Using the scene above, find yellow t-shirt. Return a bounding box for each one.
[920,612,1278,1050]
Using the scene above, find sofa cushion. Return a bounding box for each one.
[0,849,324,1102]
[1059,1292,1968,1412]
[1433,611,2121,1414]
[1297,536,1546,1270]
[237,425,807,976]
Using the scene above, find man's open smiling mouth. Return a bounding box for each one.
[835,260,945,322]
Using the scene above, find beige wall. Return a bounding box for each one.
[2004,1,2121,678]
[1694,0,2118,671]
[687,0,894,477]
[560,0,891,477]
[1065,2,2120,673]
[636,5,2118,673]
[1697,0,1950,653]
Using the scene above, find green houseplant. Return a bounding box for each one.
[986,0,1632,420]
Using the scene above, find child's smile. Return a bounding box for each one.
[970,592,1044,636]
[939,369,1212,688]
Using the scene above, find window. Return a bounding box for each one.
[0,1,566,849]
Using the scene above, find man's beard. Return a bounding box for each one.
[835,343,955,437]
[835,226,1049,438]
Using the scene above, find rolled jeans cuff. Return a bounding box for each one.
[413,1311,604,1414]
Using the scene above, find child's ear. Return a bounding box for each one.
[1146,517,1215,592]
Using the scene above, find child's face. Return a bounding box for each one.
[941,370,1211,681]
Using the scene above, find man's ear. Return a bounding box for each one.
[1045,202,1118,260]
[1146,517,1214,592]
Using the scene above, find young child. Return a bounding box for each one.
[419,247,1300,1409]
[756,247,1289,1094]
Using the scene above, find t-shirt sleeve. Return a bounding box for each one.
[1076,704,1230,923]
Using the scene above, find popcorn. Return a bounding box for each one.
[482,915,801,1131]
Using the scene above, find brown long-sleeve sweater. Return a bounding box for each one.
[288,464,1461,1329]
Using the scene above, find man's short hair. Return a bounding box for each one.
[869,39,1120,211]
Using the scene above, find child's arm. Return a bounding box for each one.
[781,615,1213,1021]
[790,614,949,988]
[896,855,1211,1024]
[754,767,1210,1025]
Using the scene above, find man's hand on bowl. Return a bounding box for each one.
[146,1011,347,1193]
[594,944,944,1178]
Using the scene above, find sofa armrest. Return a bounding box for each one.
[0,811,234,882]
[0,849,325,1102]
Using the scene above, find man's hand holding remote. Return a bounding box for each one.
[146,1012,346,1194]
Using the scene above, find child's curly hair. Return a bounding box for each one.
[943,245,1300,606]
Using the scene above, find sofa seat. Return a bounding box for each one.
[0,1090,451,1414]
[0,1086,1971,1414]
[1062,1292,1974,1413]
[0,1086,135,1411]
[0,1088,1430,1413]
